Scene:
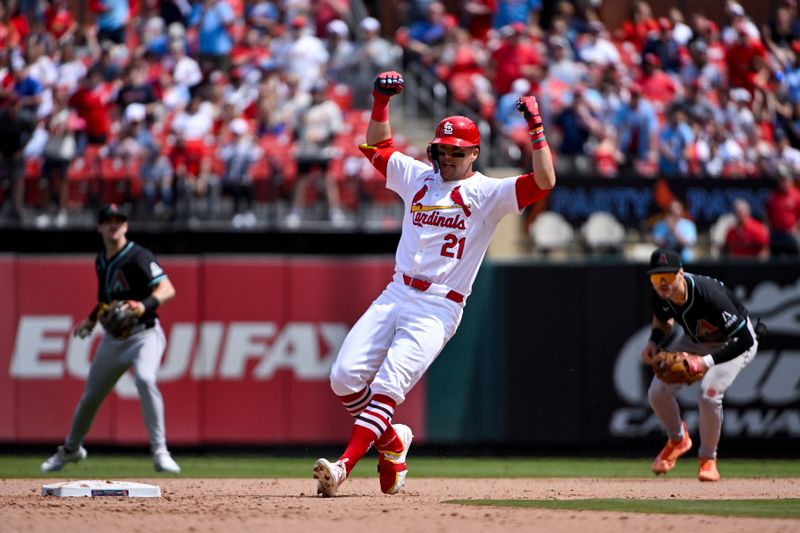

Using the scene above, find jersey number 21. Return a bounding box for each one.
[441,234,465,259]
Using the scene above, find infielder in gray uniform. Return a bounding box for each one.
[41,204,181,473]
[643,248,761,482]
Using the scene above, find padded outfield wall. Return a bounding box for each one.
[0,254,797,452]
[430,259,800,454]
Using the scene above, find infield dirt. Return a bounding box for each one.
[2,478,798,532]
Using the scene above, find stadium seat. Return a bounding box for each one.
[581,211,626,254]
[529,211,575,256]
[65,155,96,207]
[23,159,43,206]
[98,157,132,205]
[250,159,272,203]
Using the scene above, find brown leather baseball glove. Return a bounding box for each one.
[97,300,144,339]
[652,350,706,384]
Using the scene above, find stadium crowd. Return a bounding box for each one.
[433,0,800,182]
[0,0,797,258]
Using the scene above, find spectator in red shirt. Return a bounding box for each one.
[638,52,681,114]
[68,69,112,145]
[44,0,78,43]
[0,4,22,49]
[8,0,29,44]
[489,22,541,96]
[766,174,800,257]
[620,0,659,52]
[725,21,767,95]
[723,198,769,258]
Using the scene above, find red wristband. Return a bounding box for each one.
[371,91,390,122]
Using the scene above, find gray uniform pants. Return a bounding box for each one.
[65,322,169,454]
[648,318,758,458]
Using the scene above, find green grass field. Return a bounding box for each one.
[2,456,799,479]
[451,499,800,519]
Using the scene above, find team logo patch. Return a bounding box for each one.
[442,121,454,135]
[658,253,668,265]
[150,261,164,277]
[722,310,738,328]
[695,319,719,339]
[110,270,129,292]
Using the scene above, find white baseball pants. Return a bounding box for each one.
[330,279,463,405]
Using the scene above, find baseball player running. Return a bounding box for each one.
[642,248,761,481]
[313,71,556,496]
[41,204,181,474]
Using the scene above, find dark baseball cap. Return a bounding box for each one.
[648,248,682,274]
[98,203,128,224]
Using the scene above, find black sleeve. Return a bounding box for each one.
[134,247,168,288]
[710,321,755,364]
[702,278,755,364]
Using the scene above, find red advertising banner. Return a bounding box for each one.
[0,256,16,440]
[14,257,108,442]
[2,255,425,446]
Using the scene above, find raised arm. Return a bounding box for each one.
[513,95,557,208]
[366,71,404,146]
[517,95,556,190]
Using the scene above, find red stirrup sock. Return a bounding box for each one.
[338,394,397,474]
[338,387,373,417]
[339,425,378,475]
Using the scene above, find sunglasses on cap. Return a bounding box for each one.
[650,272,677,284]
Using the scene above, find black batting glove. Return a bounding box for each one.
[373,71,405,97]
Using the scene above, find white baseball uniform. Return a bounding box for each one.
[329,140,547,404]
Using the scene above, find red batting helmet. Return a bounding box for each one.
[430,116,480,147]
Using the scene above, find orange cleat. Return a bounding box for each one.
[651,421,693,475]
[698,458,720,482]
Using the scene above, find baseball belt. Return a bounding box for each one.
[402,274,464,304]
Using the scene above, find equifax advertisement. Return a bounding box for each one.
[0,256,427,445]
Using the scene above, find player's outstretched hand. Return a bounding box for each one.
[73,318,96,339]
[516,95,542,128]
[373,71,405,97]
